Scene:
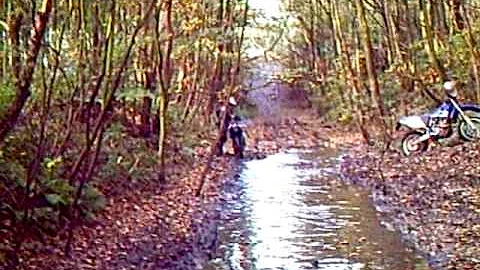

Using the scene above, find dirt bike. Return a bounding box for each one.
[396,81,480,156]
[228,116,246,158]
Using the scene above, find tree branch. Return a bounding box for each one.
[0,0,53,143]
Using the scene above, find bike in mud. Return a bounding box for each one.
[396,81,480,156]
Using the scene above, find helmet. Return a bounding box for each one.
[443,81,458,98]
[228,96,237,106]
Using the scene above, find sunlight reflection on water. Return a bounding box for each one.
[233,151,363,270]
[210,148,428,270]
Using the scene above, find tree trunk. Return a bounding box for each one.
[420,0,446,80]
[0,0,53,143]
[380,0,394,65]
[182,46,201,122]
[197,0,249,197]
[461,5,480,102]
[449,0,464,31]
[436,1,448,37]
[0,0,9,81]
[308,0,318,72]
[354,0,387,124]
[205,0,225,120]
[156,0,174,182]
[331,0,370,143]
[139,3,155,137]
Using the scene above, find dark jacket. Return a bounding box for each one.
[215,105,234,130]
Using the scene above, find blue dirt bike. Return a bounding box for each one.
[396,81,480,156]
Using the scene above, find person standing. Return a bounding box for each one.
[215,97,238,156]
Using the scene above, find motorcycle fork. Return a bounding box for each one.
[451,98,478,130]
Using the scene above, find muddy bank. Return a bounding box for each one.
[340,143,480,270]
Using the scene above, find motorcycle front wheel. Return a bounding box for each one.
[401,131,428,156]
[459,117,480,141]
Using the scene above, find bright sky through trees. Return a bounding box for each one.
[246,0,282,57]
[250,0,281,18]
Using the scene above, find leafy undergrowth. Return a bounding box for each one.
[15,127,232,269]
[341,141,480,269]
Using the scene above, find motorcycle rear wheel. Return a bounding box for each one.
[459,117,480,141]
[401,131,428,156]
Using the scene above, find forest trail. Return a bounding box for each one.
[17,79,344,270]
[2,1,480,269]
[19,67,480,270]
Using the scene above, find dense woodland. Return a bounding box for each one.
[0,0,249,266]
[1,0,480,268]
[277,0,480,140]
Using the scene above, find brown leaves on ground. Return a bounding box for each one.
[249,112,362,154]
[19,143,234,270]
[341,141,480,269]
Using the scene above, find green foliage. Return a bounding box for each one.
[45,193,63,205]
[80,185,106,216]
[0,157,27,187]
[443,34,471,83]
[0,82,15,119]
[41,178,74,206]
[116,87,155,102]
[378,72,401,110]
[99,122,158,182]
[0,128,106,254]
[0,0,251,265]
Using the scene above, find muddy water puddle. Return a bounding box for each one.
[205,148,429,270]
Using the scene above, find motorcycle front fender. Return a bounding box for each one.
[397,115,428,130]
